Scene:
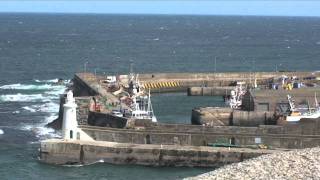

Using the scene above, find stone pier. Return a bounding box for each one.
[40,139,277,167]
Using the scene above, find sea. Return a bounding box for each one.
[0,13,319,179]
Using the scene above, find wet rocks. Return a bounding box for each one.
[186,147,320,180]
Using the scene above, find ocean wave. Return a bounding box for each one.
[22,125,60,139]
[0,90,64,103]
[63,159,104,167]
[40,102,60,113]
[22,102,59,113]
[21,113,61,139]
[0,93,51,102]
[1,79,69,91]
[2,79,67,139]
[34,79,59,83]
[34,79,70,84]
[12,110,20,114]
[0,83,53,90]
[0,129,4,135]
[44,87,66,96]
[0,83,66,92]
[22,106,37,113]
[19,106,61,139]
[57,33,81,36]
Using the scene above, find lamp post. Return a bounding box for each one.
[84,61,89,73]
[213,56,217,81]
[214,56,217,73]
[249,61,252,88]
[252,60,256,88]
[275,63,282,73]
[95,68,101,89]
[83,61,89,80]
[94,68,98,77]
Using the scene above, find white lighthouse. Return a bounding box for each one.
[62,90,78,140]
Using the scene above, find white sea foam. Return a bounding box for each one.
[34,79,59,83]
[0,129,3,135]
[44,87,66,96]
[22,106,37,113]
[0,83,53,90]
[22,124,60,139]
[63,159,104,167]
[19,101,62,138]
[4,79,68,139]
[21,113,61,139]
[0,93,50,102]
[1,79,69,92]
[22,102,59,113]
[12,110,20,114]
[0,83,66,103]
[39,102,60,113]
[34,79,70,84]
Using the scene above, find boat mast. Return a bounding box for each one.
[129,60,134,80]
[307,100,311,114]
[147,89,151,115]
[287,95,296,112]
[315,92,319,108]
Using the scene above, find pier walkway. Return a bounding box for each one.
[75,73,131,111]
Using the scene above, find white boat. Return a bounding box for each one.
[130,90,157,122]
[286,94,320,122]
[228,82,246,109]
[125,66,157,122]
[112,110,123,117]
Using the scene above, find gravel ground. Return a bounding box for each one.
[186,147,320,180]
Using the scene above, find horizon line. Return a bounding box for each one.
[1,11,320,18]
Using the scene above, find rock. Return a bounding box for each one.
[186,147,320,180]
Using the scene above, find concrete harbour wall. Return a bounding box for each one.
[188,87,233,96]
[80,123,320,149]
[40,139,274,167]
[191,107,276,126]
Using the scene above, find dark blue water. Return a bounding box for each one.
[0,13,320,179]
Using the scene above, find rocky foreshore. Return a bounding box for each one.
[186,147,320,180]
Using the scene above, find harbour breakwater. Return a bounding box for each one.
[40,139,276,167]
[79,122,320,149]
[134,72,314,93]
[47,71,317,129]
[191,107,275,127]
[42,71,320,167]
[187,87,233,96]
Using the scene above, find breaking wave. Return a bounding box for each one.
[0,93,50,102]
[0,80,67,103]
[0,83,66,91]
[22,124,60,139]
[20,107,61,139]
[22,106,36,113]
[63,159,104,167]
[44,86,66,96]
[34,79,59,83]
[0,129,4,135]
[34,79,69,84]
[22,102,59,113]
[0,83,53,90]
[0,79,68,139]
[12,110,20,114]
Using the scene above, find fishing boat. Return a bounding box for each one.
[130,90,157,122]
[286,94,320,122]
[125,63,157,122]
[228,81,246,109]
